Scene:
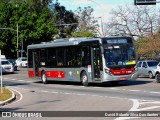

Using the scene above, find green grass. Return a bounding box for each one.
[0,87,12,101]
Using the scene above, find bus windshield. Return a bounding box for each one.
[104,45,136,67]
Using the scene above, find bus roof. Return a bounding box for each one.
[27,37,101,49]
[27,36,132,49]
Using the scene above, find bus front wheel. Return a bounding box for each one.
[81,71,88,87]
[41,71,48,84]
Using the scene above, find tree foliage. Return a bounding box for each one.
[0,0,78,58]
[135,34,160,60]
[71,30,95,37]
[74,6,99,37]
[52,2,78,38]
[105,5,160,39]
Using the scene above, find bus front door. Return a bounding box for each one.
[33,52,39,77]
[91,47,102,81]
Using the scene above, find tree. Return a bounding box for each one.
[135,34,160,60]
[74,6,100,37]
[52,2,78,38]
[0,0,58,58]
[105,5,160,39]
[71,30,95,37]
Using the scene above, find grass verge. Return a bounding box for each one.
[0,87,12,101]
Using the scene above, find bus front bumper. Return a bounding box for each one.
[102,71,138,82]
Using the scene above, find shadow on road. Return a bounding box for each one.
[34,78,153,88]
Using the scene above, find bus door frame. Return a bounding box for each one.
[33,51,40,77]
[91,46,102,81]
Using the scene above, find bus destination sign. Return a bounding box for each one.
[107,39,127,44]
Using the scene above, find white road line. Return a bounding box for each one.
[109,88,120,90]
[115,99,140,120]
[129,99,140,111]
[18,80,24,82]
[138,106,160,111]
[128,90,141,92]
[41,90,49,93]
[150,91,160,94]
[140,101,160,104]
[1,87,23,107]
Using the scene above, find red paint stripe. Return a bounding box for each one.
[110,68,135,75]
[28,70,65,78]
[28,71,34,77]
[46,71,65,78]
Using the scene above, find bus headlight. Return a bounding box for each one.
[105,69,110,74]
[134,66,138,72]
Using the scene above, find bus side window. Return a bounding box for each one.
[28,49,33,68]
[57,48,64,67]
[82,46,91,66]
[40,49,46,66]
[74,47,81,66]
[46,48,57,67]
[66,47,75,67]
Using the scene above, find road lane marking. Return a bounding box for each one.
[149,91,160,94]
[1,87,23,107]
[41,90,49,93]
[109,88,120,90]
[138,106,160,111]
[18,80,24,82]
[128,90,141,92]
[115,99,140,120]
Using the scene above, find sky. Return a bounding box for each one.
[58,0,134,22]
[58,0,158,36]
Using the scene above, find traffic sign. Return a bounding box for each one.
[134,0,156,5]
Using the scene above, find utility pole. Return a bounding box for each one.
[0,50,2,94]
[17,24,19,58]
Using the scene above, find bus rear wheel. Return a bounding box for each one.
[81,71,88,87]
[41,71,47,84]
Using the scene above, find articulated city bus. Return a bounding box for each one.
[27,37,138,86]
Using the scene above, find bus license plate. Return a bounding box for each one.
[120,77,126,80]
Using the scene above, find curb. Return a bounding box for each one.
[0,88,16,106]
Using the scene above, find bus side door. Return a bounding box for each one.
[33,51,40,77]
[91,47,102,81]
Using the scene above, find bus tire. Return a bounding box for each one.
[81,71,88,87]
[41,71,48,84]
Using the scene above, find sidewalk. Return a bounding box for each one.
[0,87,16,106]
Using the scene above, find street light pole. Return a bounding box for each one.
[17,24,19,58]
[0,50,2,94]
[17,24,18,48]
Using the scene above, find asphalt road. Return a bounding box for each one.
[0,68,160,120]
